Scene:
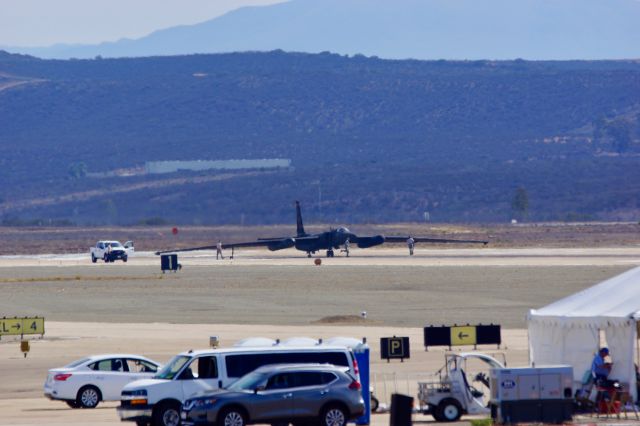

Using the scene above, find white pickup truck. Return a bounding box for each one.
[90,240,134,263]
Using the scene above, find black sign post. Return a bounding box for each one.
[380,336,410,362]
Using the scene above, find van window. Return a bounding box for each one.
[225,351,349,378]
[179,356,218,380]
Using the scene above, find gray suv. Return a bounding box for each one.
[181,364,365,426]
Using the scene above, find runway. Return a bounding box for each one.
[1,246,640,266]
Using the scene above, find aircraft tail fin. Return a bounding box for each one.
[295,201,306,237]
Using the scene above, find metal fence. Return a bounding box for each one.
[370,369,489,413]
[371,372,437,411]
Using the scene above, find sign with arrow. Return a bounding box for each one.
[0,317,45,336]
[424,324,501,349]
[451,326,476,346]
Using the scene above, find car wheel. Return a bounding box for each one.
[371,395,379,412]
[66,400,80,408]
[103,254,109,262]
[321,404,347,426]
[76,385,101,408]
[136,421,150,426]
[123,256,128,263]
[91,254,97,263]
[153,401,181,426]
[218,407,247,426]
[437,398,462,422]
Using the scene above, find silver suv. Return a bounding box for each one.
[181,364,365,426]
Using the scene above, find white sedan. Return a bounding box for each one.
[44,354,161,408]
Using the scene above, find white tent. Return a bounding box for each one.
[528,266,640,399]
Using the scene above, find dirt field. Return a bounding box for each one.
[1,246,639,425]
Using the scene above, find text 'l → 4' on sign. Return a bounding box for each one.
[0,317,45,336]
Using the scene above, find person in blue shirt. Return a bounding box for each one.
[591,347,612,384]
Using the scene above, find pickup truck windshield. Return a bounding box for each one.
[155,355,191,380]
[109,242,123,248]
[228,372,268,391]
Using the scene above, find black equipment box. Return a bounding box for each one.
[390,393,413,426]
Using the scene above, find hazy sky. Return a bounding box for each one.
[0,0,286,47]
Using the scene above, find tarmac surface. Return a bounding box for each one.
[1,246,639,425]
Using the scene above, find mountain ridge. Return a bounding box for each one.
[5,0,640,60]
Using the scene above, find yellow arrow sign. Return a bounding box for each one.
[450,326,477,346]
[0,317,45,336]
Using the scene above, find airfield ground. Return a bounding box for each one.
[1,240,640,425]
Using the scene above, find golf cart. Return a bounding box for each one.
[418,352,505,422]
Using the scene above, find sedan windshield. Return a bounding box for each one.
[228,372,268,391]
[154,355,191,380]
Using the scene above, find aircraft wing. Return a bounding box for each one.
[155,239,293,255]
[384,236,489,245]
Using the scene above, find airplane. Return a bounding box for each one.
[155,201,488,258]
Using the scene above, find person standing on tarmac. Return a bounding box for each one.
[343,238,350,257]
[216,240,224,260]
[407,236,415,256]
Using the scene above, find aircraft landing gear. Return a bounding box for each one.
[326,249,334,258]
[307,252,312,258]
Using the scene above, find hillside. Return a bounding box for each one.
[6,0,640,60]
[0,51,639,225]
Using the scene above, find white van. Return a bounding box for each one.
[117,345,360,426]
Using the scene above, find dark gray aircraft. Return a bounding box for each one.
[156,201,488,258]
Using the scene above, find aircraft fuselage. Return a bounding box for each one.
[294,228,357,253]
